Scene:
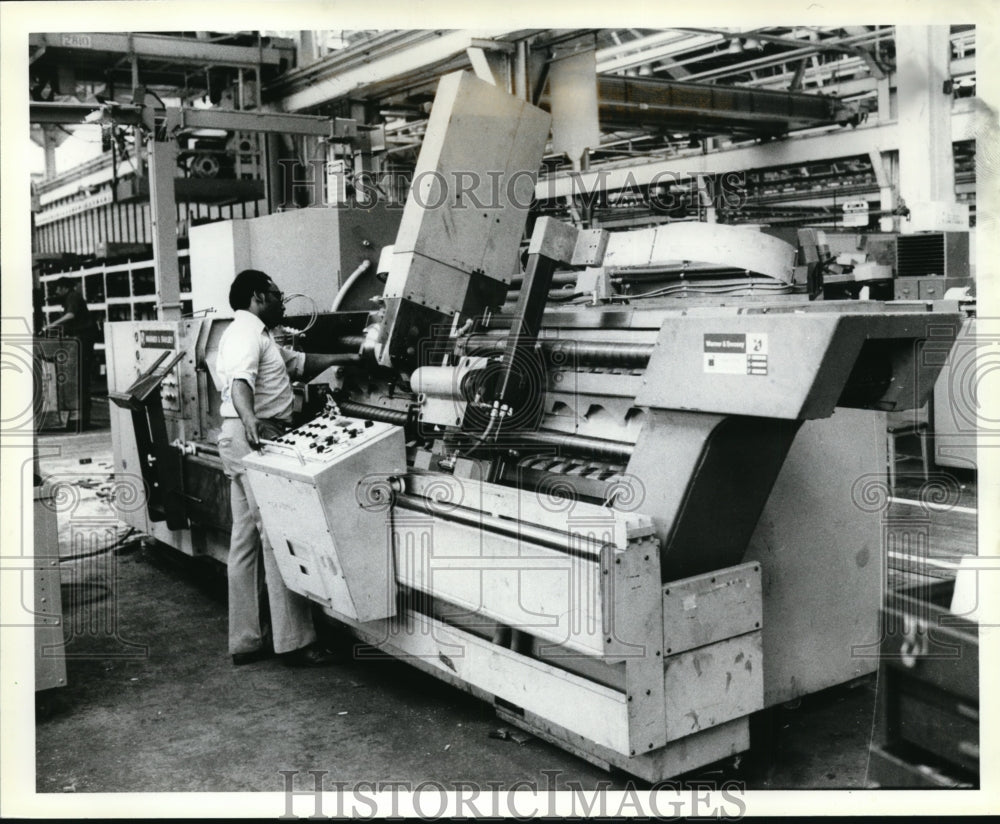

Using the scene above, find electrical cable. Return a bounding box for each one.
[331,260,372,312]
[57,526,139,564]
[610,276,796,301]
[281,293,318,337]
[457,416,499,459]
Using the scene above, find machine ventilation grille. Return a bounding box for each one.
[896,234,946,277]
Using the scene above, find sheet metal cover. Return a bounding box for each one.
[636,310,961,419]
[549,49,601,164]
[386,70,551,288]
[603,223,796,283]
[636,313,849,419]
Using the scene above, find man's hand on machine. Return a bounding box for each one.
[231,379,263,449]
[241,415,262,450]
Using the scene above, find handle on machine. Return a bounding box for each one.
[258,439,307,465]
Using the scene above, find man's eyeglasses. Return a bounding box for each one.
[262,287,284,303]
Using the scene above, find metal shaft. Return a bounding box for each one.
[336,334,365,350]
[465,335,654,369]
[507,429,634,463]
[335,332,654,369]
[509,271,579,289]
[394,493,607,559]
[338,399,631,464]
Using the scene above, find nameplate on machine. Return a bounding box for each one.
[139,330,177,349]
[703,333,768,376]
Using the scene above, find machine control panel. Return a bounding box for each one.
[266,408,382,461]
[242,406,406,624]
[160,370,181,411]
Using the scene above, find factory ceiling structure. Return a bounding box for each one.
[28,26,979,237]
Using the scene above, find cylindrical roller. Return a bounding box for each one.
[394,493,607,559]
[335,332,653,369]
[540,339,654,368]
[508,429,633,463]
[339,398,630,462]
[332,334,365,351]
[509,271,579,288]
[464,335,653,369]
[411,365,465,398]
[184,452,222,469]
[338,400,409,426]
[502,288,579,304]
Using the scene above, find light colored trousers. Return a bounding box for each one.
[218,417,316,655]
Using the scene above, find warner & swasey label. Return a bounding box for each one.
[703,332,768,376]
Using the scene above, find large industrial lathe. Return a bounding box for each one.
[107,70,963,781]
[240,299,959,781]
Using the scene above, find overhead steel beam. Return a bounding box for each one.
[30,101,145,126]
[175,107,337,137]
[536,100,985,199]
[596,33,724,74]
[741,55,982,95]
[677,27,888,80]
[596,30,693,62]
[28,32,292,69]
[275,30,523,112]
[30,101,104,125]
[684,29,891,83]
[896,26,955,204]
[32,101,345,137]
[32,105,356,206]
[147,140,182,321]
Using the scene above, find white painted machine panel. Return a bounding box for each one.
[243,411,406,623]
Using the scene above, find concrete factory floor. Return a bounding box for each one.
[31,396,978,798]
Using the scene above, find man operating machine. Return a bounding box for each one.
[216,269,357,668]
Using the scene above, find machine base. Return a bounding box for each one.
[496,708,747,785]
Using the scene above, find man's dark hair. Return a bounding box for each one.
[229,269,272,311]
[55,277,77,291]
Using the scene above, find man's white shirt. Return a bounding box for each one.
[216,310,305,421]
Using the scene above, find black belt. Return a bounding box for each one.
[224,417,292,432]
[257,417,293,436]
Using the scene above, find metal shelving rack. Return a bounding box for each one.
[38,250,195,380]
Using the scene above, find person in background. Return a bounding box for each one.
[215,268,356,667]
[43,277,98,429]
